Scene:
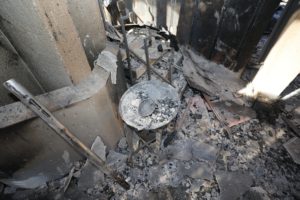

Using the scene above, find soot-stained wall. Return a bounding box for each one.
[129,0,281,71]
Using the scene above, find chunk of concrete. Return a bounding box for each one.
[211,100,256,127]
[182,48,246,105]
[148,160,214,188]
[130,168,146,184]
[242,187,270,200]
[1,176,48,190]
[192,140,218,162]
[106,150,128,170]
[215,171,253,200]
[180,161,213,180]
[161,139,193,161]
[118,137,128,150]
[188,96,211,132]
[148,160,184,187]
[284,137,300,164]
[77,136,106,190]
[95,51,118,84]
[161,139,218,163]
[144,186,190,200]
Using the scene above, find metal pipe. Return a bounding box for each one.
[155,129,162,153]
[129,49,174,86]
[3,79,130,190]
[120,16,134,84]
[168,65,173,84]
[168,49,175,84]
[117,0,127,18]
[143,38,151,80]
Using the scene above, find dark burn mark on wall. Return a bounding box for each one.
[235,0,283,71]
[177,0,281,70]
[44,12,58,41]
[0,14,13,26]
[211,0,259,69]
[177,0,197,45]
[156,0,167,28]
[190,0,224,58]
[0,122,43,175]
[44,12,52,27]
[52,31,58,41]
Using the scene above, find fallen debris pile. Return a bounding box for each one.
[3,110,298,199]
[182,48,250,106]
[2,25,300,200]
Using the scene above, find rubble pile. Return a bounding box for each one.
[109,95,299,200]
[2,26,300,200]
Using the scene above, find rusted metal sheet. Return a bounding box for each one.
[0,67,109,129]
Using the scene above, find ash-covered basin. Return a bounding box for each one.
[119,80,180,130]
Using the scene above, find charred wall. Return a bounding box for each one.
[128,0,281,71]
[177,0,281,71]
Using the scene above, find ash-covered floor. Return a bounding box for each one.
[2,26,300,200]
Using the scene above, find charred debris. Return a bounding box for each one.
[1,1,300,200]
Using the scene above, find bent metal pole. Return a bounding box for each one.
[3,79,130,190]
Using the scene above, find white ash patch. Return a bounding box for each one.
[119,80,180,130]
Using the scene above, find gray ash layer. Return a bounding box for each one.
[4,27,300,200]
[5,54,299,200]
[110,105,299,200]
[119,80,180,130]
